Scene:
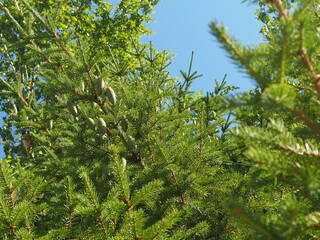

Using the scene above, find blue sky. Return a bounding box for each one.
[142,0,264,93]
[0,0,263,159]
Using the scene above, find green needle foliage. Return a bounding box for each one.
[0,0,243,239]
[2,0,319,239]
[211,0,320,239]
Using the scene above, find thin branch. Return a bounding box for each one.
[27,76,37,104]
[20,0,73,58]
[82,140,109,154]
[147,146,155,164]
[299,48,320,97]
[210,23,266,87]
[231,207,280,240]
[287,82,314,92]
[50,33,74,58]
[0,3,27,37]
[15,92,29,107]
[27,39,52,63]
[292,108,320,135]
[272,0,289,20]
[1,37,17,74]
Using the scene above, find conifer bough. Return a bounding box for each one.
[2,0,310,238]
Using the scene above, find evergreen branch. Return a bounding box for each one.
[209,23,267,87]
[65,176,75,230]
[299,25,320,97]
[20,0,73,58]
[82,140,109,154]
[287,82,313,92]
[97,211,108,235]
[15,91,29,107]
[299,48,320,98]
[231,208,282,240]
[147,146,155,164]
[71,89,95,103]
[0,164,18,237]
[291,108,320,135]
[143,209,181,239]
[0,3,27,37]
[81,173,100,211]
[0,189,11,221]
[179,51,203,91]
[131,39,147,73]
[1,5,53,70]
[0,38,17,74]
[20,0,49,31]
[0,77,14,92]
[0,165,15,208]
[106,45,122,76]
[293,0,315,19]
[214,159,252,167]
[271,0,289,20]
[92,180,110,192]
[22,176,43,203]
[131,180,163,206]
[277,143,320,157]
[27,76,36,104]
[112,158,131,205]
[81,172,108,235]
[246,147,292,171]
[279,32,288,84]
[158,146,185,203]
[187,51,194,78]
[27,40,53,65]
[50,33,73,58]
[86,69,99,100]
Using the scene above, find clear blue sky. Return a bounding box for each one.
[142,0,263,93]
[0,0,263,159]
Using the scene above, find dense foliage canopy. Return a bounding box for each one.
[0,0,320,239]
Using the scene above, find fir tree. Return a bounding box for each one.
[0,0,244,239]
[211,0,320,239]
